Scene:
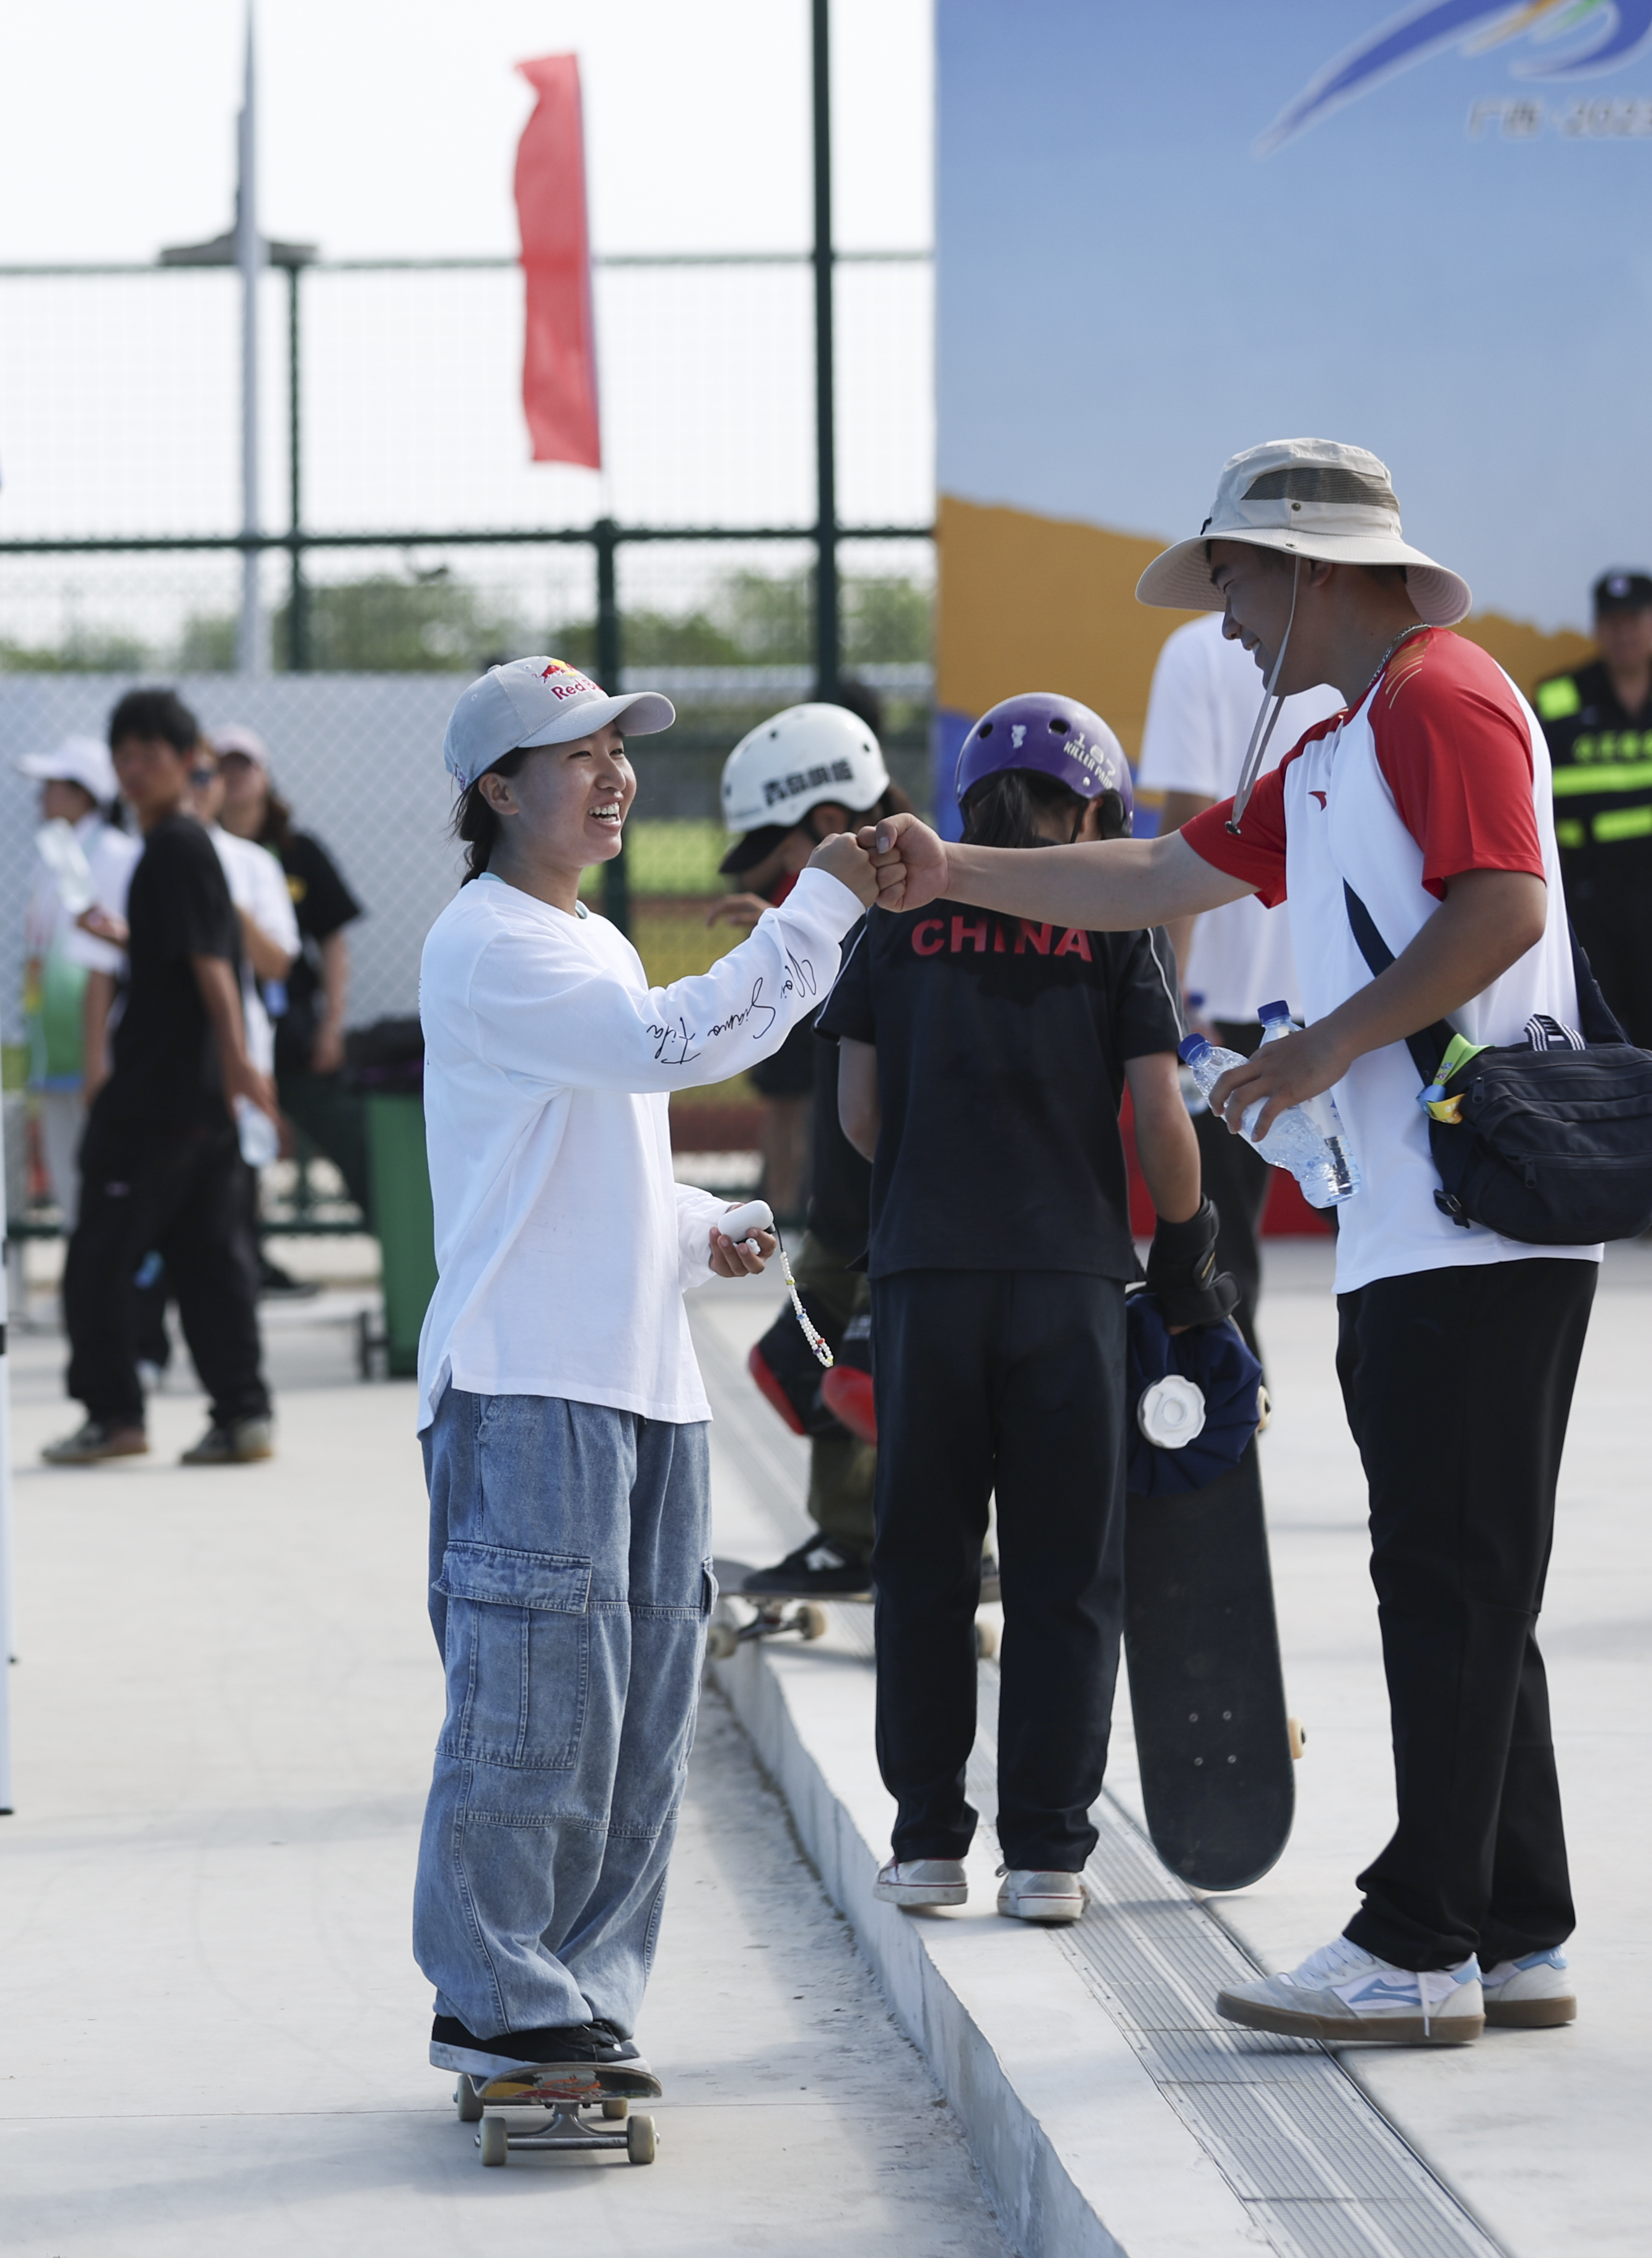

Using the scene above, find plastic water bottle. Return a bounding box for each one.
[1256,1001,1361,1206]
[1178,1029,1361,1208]
[235,1096,280,1170]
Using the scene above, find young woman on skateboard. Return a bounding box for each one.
[415,657,876,2096]
[864,439,1593,2042]
[816,693,1236,1925]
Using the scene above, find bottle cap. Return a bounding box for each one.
[1257,999,1290,1022]
[1177,1034,1210,1064]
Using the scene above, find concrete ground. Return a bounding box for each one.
[691,1241,1652,2257]
[0,1279,1009,2258]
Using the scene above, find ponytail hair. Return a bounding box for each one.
[452,747,529,884]
[960,768,1086,851]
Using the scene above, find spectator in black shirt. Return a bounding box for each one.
[43,689,276,1467]
[817,692,1234,1925]
[212,726,371,1218]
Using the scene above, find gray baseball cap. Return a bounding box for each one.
[443,656,676,789]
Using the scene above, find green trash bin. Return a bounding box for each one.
[364,1091,437,1377]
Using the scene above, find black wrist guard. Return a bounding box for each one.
[1145,1197,1240,1329]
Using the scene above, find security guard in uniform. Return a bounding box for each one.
[1534,569,1652,1045]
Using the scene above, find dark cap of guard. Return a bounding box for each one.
[1593,570,1652,616]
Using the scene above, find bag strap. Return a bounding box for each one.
[1343,881,1631,1072]
[1342,884,1453,1087]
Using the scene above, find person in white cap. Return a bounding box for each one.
[414,657,877,2099]
[864,438,1591,2046]
[15,735,141,1224]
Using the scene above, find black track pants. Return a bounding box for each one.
[1337,1257,1595,1970]
[65,1102,270,1432]
[870,1269,1127,1871]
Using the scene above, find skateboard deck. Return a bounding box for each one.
[1123,1439,1296,1892]
[473,2060,662,2105]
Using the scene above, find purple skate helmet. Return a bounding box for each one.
[955,691,1133,833]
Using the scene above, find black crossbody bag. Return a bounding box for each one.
[1344,882,1652,1244]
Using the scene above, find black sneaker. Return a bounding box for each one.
[431,2013,659,2100]
[742,1539,872,1599]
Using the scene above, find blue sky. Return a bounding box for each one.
[938,0,1652,630]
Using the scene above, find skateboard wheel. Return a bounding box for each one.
[706,1622,738,1661]
[479,2115,508,2166]
[602,2096,630,2120]
[1288,1715,1307,1760]
[974,1618,999,1660]
[455,2076,483,2123]
[627,2112,657,2164]
[796,1604,828,1641]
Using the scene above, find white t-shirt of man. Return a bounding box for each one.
[206,824,301,1076]
[1136,613,1343,1022]
[1185,629,1602,1295]
[416,863,863,1433]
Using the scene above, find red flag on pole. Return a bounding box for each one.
[514,54,601,469]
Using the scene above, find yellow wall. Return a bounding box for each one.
[937,494,1596,755]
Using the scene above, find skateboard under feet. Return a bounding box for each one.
[454,2066,661,2167]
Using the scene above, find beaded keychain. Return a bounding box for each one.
[718,1199,834,1369]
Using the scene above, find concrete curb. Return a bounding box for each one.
[711,1633,1262,2258]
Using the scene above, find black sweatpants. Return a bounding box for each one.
[870,1268,1128,1872]
[1337,1257,1595,1970]
[66,1099,270,1432]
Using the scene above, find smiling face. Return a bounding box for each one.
[1206,542,1311,685]
[479,721,637,884]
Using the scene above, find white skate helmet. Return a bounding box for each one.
[719,703,889,872]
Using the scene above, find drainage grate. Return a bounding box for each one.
[967,1674,1505,2258]
[696,1303,1505,2258]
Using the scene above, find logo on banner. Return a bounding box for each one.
[1259,1,1652,154]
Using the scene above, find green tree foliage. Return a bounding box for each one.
[0,626,152,672]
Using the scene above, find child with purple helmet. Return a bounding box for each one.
[815,691,1235,1922]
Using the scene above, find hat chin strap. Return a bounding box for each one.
[1226,556,1301,837]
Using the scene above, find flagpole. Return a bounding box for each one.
[236,6,268,675]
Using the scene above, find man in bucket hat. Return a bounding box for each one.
[863,438,1592,2045]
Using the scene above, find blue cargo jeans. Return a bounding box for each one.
[413,1388,713,2040]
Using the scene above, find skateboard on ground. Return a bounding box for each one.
[453,2060,662,2168]
[706,1556,1000,1661]
[1123,1439,1301,1892]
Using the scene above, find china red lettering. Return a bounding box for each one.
[1013,921,1052,955]
[912,918,946,956]
[951,915,990,954]
[1053,928,1092,960]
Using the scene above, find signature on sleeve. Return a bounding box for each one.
[648,951,820,1068]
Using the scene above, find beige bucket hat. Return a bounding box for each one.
[1136,437,1472,626]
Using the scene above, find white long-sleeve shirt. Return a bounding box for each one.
[416,863,863,1430]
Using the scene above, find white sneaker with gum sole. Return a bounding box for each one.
[996,1868,1086,1924]
[873,1858,967,1909]
[1216,1935,1483,2044]
[1481,1948,1575,2028]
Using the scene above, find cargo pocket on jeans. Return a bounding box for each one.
[435,1540,592,1769]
